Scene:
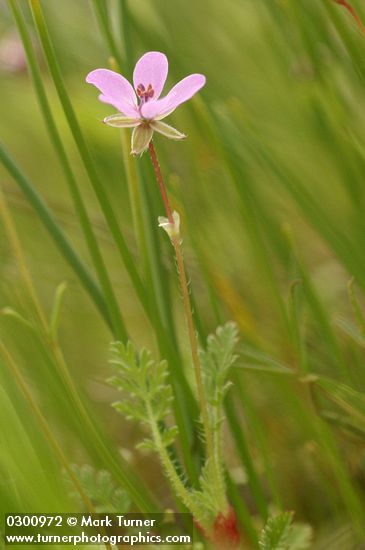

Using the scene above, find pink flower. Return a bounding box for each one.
[86,51,206,155]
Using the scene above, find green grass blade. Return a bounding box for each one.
[298,258,351,380]
[224,394,269,521]
[208,107,291,339]
[314,376,365,428]
[322,0,365,79]
[91,0,124,70]
[0,143,112,328]
[9,0,127,340]
[244,131,365,292]
[29,0,147,312]
[117,0,132,68]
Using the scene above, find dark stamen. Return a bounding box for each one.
[137,83,154,103]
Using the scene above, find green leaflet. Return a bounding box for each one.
[259,512,294,550]
[109,341,177,450]
[196,322,240,521]
[200,321,239,422]
[108,341,203,524]
[259,512,312,550]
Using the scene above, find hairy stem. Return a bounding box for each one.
[145,400,207,528]
[148,141,174,223]
[148,141,227,512]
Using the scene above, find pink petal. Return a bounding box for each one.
[133,51,168,100]
[140,74,206,120]
[86,68,138,117]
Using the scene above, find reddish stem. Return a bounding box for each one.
[334,0,365,34]
[148,140,215,470]
[148,141,174,224]
[212,507,240,549]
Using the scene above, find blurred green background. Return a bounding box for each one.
[1,1,365,548]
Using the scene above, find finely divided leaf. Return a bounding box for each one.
[259,512,293,550]
[259,513,312,550]
[200,322,239,408]
[108,341,177,447]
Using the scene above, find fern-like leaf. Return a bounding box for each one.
[109,341,173,424]
[259,513,312,550]
[259,512,294,550]
[200,322,238,427]
[192,461,224,526]
[195,322,239,519]
[109,341,177,447]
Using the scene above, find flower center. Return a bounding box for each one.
[136,83,154,103]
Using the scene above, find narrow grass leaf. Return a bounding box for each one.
[0,144,111,327]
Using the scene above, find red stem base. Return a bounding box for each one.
[195,506,240,549]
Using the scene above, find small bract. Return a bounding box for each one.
[158,211,181,240]
[86,51,206,155]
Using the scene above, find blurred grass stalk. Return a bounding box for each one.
[0,342,101,520]
[285,226,364,532]
[0,345,116,550]
[0,186,158,513]
[0,142,112,327]
[28,0,147,321]
[189,0,365,536]
[8,0,127,341]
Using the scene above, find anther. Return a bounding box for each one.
[137,83,154,103]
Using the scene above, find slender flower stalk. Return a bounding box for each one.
[148,141,174,223]
[148,141,213,455]
[148,140,231,523]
